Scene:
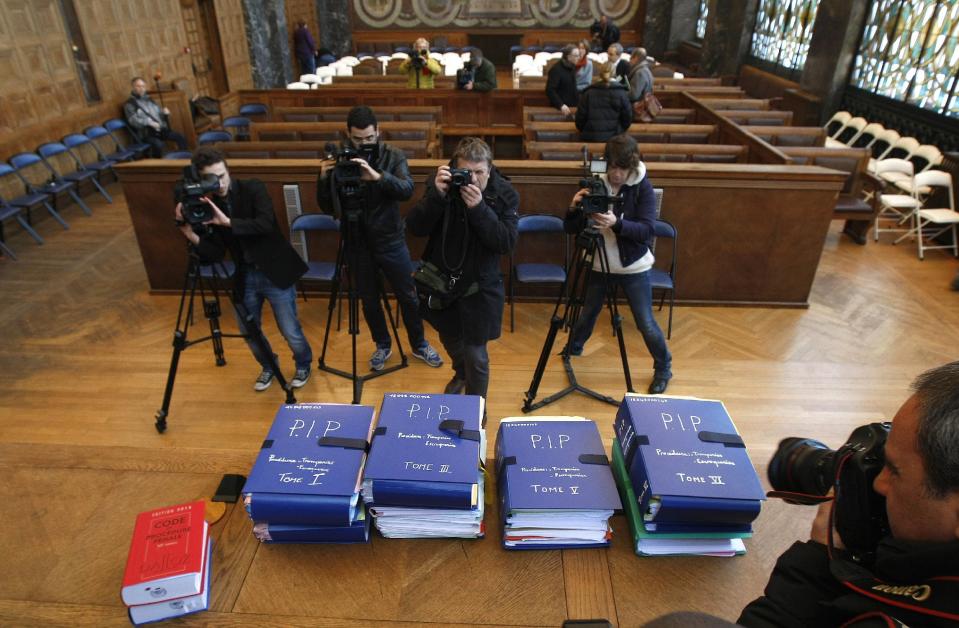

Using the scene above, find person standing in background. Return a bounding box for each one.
[293,20,317,76]
[575,39,594,92]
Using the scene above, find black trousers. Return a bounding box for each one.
[145,127,188,157]
[437,330,490,399]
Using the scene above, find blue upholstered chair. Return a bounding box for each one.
[222,116,251,141]
[62,133,118,202]
[84,126,137,162]
[36,141,111,205]
[104,118,151,158]
[0,186,44,260]
[649,219,678,339]
[508,214,568,332]
[198,130,232,145]
[8,152,86,222]
[290,212,343,325]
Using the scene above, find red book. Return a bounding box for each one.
[121,500,209,606]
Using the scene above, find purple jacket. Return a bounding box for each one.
[294,26,316,59]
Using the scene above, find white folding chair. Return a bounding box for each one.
[286,81,310,90]
[299,73,319,84]
[316,66,335,84]
[912,170,959,260]
[874,159,921,242]
[826,111,852,138]
[835,116,867,145]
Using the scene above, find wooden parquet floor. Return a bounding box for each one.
[1,183,957,627]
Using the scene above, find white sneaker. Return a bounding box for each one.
[254,370,274,392]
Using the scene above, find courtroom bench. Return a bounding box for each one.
[742,126,826,147]
[523,122,718,152]
[526,141,746,163]
[780,146,879,223]
[736,65,822,126]
[249,121,440,157]
[719,110,794,126]
[522,106,696,125]
[215,140,431,160]
[273,106,443,123]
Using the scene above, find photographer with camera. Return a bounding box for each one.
[316,106,442,373]
[406,138,518,400]
[173,147,313,391]
[739,361,959,627]
[399,38,442,89]
[564,134,671,395]
[458,48,497,92]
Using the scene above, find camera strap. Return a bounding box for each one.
[830,557,959,622]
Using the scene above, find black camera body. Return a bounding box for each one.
[578,174,617,215]
[768,422,891,559]
[174,167,220,225]
[329,143,379,188]
[449,167,472,190]
[456,67,474,88]
[411,49,428,69]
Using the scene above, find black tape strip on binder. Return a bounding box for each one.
[373,426,387,437]
[578,453,609,465]
[624,434,650,469]
[317,436,369,451]
[261,439,274,449]
[438,419,481,442]
[497,455,517,478]
[698,431,745,448]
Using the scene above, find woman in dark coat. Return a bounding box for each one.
[575,65,633,142]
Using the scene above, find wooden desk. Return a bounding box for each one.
[117,160,844,306]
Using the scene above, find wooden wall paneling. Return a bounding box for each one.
[180,0,215,96]
[213,0,253,90]
[117,160,845,306]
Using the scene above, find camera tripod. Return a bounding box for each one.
[155,244,295,433]
[523,226,635,412]
[317,189,408,404]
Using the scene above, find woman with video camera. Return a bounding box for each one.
[565,134,672,394]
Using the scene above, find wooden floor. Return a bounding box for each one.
[1,182,958,627]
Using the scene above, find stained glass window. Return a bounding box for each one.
[749,0,819,71]
[696,0,708,40]
[850,0,959,118]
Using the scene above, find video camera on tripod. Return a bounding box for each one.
[324,142,379,216]
[577,152,622,218]
[174,166,220,226]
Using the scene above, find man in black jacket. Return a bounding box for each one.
[575,67,632,142]
[317,106,442,373]
[739,361,959,627]
[406,137,518,399]
[590,14,621,52]
[546,44,582,118]
[174,147,313,391]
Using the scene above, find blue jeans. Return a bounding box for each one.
[297,54,316,76]
[569,270,672,378]
[353,241,427,352]
[235,268,313,371]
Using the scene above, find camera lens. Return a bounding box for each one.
[767,437,836,498]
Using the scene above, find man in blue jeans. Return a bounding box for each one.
[317,106,442,372]
[174,147,313,391]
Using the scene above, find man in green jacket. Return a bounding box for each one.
[461,48,497,92]
[399,37,442,89]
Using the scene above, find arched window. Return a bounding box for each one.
[749,0,819,72]
[696,0,708,40]
[850,0,959,117]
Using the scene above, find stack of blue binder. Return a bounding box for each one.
[613,394,766,556]
[496,417,621,549]
[243,403,376,543]
[362,393,486,539]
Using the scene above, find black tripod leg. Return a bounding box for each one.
[523,312,565,412]
[156,259,201,433]
[197,270,226,367]
[605,284,634,393]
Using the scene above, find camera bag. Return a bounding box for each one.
[413,261,478,310]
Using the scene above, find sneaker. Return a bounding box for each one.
[254,370,274,392]
[291,368,311,388]
[412,343,444,368]
[369,346,393,371]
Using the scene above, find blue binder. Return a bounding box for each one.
[363,393,485,510]
[244,403,376,526]
[496,417,621,550]
[253,510,371,543]
[614,394,765,526]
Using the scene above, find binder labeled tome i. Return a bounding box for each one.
[362,392,486,539]
[244,403,376,543]
[496,417,621,549]
[613,394,765,556]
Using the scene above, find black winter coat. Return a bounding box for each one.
[546,61,579,109]
[316,142,414,250]
[575,83,632,142]
[195,179,307,290]
[739,539,959,627]
[406,165,519,344]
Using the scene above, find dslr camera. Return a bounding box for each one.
[174,166,220,226]
[328,143,379,188]
[411,48,428,69]
[768,422,890,560]
[449,167,472,191]
[456,67,474,89]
